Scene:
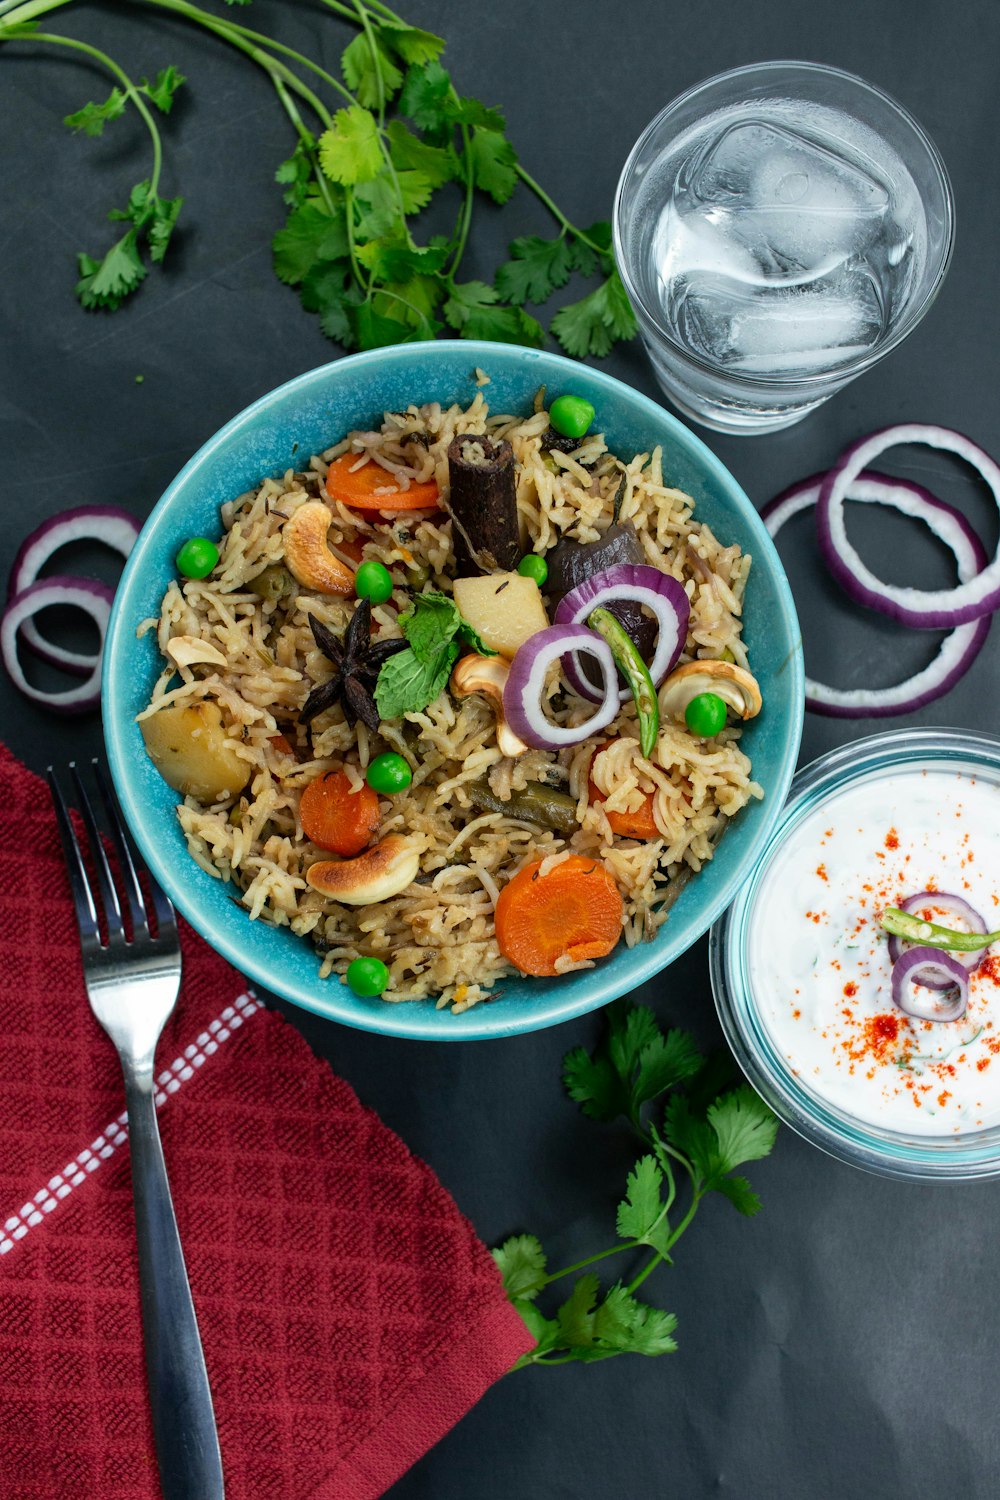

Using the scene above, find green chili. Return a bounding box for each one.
[880,907,1000,953]
[586,605,659,759]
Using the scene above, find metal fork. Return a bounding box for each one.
[48,759,225,1499]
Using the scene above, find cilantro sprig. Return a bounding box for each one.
[494,1000,779,1368]
[0,1,636,357]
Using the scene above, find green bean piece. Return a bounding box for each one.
[586,606,659,759]
[465,778,579,835]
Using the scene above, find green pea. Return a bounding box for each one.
[517,553,548,587]
[366,751,412,794]
[684,692,728,738]
[355,558,394,605]
[346,956,390,997]
[176,537,220,579]
[549,394,596,440]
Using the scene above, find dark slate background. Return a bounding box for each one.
[2,2,999,1496]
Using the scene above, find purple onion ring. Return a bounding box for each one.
[503,624,620,750]
[1,576,113,714]
[888,890,989,987]
[891,945,969,1023]
[553,562,690,704]
[816,424,1000,627]
[762,471,991,718]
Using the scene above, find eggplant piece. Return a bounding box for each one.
[446,433,521,576]
[546,523,658,689]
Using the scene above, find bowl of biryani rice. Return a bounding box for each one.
[103,342,803,1039]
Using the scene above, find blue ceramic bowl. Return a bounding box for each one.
[103,342,803,1040]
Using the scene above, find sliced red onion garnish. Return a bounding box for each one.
[888,890,989,986]
[891,945,969,1023]
[1,576,113,715]
[503,624,619,749]
[553,563,690,704]
[7,505,139,675]
[816,425,1000,627]
[762,471,991,718]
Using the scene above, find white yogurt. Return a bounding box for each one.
[748,766,1000,1136]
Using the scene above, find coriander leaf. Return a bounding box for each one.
[606,999,660,1087]
[551,270,637,359]
[353,300,418,350]
[357,237,449,281]
[340,31,403,111]
[562,1045,628,1123]
[594,1286,678,1356]
[375,277,443,336]
[374,639,458,719]
[354,174,406,242]
[615,1155,669,1247]
[579,219,614,272]
[662,1095,718,1180]
[492,1234,547,1301]
[320,299,357,347]
[107,179,153,227]
[222,0,253,6]
[140,65,185,114]
[299,260,349,315]
[514,1299,561,1350]
[386,121,456,189]
[714,1175,762,1217]
[443,281,543,348]
[64,87,127,138]
[468,127,518,205]
[318,105,382,186]
[147,194,182,263]
[275,140,315,209]
[684,1049,739,1118]
[398,60,453,134]
[452,97,506,132]
[393,168,435,215]
[398,591,460,664]
[75,231,146,311]
[707,1087,779,1173]
[633,1027,702,1105]
[555,1275,600,1348]
[496,234,574,305]
[378,20,446,66]
[272,204,349,285]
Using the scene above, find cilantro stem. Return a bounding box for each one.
[541,1241,646,1284]
[447,119,475,278]
[514,161,607,256]
[22,29,163,195]
[353,0,384,121]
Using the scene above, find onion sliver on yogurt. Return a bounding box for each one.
[747,766,1000,1135]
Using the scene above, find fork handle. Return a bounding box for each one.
[124,1070,225,1499]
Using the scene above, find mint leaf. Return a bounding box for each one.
[551,270,637,358]
[64,88,127,137]
[398,591,459,664]
[340,32,404,110]
[707,1087,779,1173]
[492,1234,547,1301]
[75,231,146,311]
[443,281,543,347]
[318,106,383,185]
[496,234,574,305]
[374,640,458,719]
[272,205,349,285]
[140,65,185,114]
[468,127,518,204]
[385,120,456,189]
[378,20,446,66]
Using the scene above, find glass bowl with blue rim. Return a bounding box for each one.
[103,341,803,1040]
[711,728,1000,1179]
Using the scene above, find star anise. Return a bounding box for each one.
[300,599,407,734]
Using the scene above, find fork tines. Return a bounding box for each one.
[47,759,176,953]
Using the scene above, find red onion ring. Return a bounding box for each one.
[7,505,139,675]
[1,577,113,714]
[888,890,989,986]
[553,563,690,704]
[504,624,619,750]
[891,945,969,1023]
[816,425,1000,626]
[762,471,990,717]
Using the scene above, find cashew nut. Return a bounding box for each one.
[165,634,228,670]
[658,659,763,725]
[282,502,356,596]
[450,653,529,759]
[306,834,420,905]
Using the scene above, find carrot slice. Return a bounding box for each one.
[299,770,380,857]
[325,455,442,513]
[494,855,623,977]
[588,740,659,841]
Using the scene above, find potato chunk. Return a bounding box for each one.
[453,573,548,659]
[140,701,250,803]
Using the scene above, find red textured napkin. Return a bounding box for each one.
[0,743,532,1498]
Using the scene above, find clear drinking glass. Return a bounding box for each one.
[614,62,955,435]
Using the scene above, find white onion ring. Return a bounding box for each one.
[1,577,112,714]
[7,505,139,675]
[816,424,1000,626]
[503,624,620,749]
[762,471,990,718]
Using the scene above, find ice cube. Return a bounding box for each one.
[672,267,886,375]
